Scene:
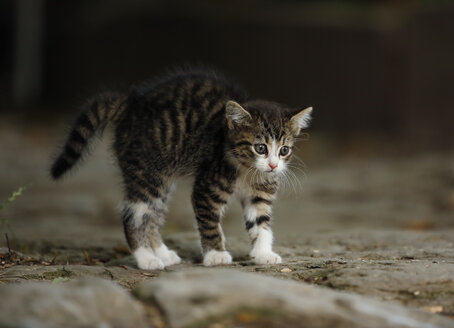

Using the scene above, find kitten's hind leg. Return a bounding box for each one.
[122,179,181,270]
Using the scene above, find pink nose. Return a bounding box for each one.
[269,163,277,170]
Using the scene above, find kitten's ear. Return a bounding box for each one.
[290,107,313,135]
[225,101,252,129]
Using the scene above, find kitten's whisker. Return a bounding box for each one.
[251,169,258,185]
[287,169,302,192]
[255,170,260,185]
[287,163,307,177]
[241,167,252,184]
[284,171,296,194]
[292,154,307,169]
[287,166,307,184]
[286,170,297,194]
[279,171,291,193]
[242,166,254,185]
[288,156,308,179]
[280,172,288,192]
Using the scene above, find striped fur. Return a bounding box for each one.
[50,67,312,269]
[51,92,127,179]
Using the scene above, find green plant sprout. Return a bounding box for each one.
[0,184,31,241]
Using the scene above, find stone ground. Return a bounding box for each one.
[0,119,454,327]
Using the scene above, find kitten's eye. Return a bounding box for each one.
[254,144,268,155]
[280,146,290,156]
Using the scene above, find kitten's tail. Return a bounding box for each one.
[50,92,127,180]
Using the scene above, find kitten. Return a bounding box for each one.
[51,68,312,270]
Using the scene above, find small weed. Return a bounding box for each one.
[0,185,34,268]
[0,184,31,240]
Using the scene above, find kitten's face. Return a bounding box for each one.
[226,100,312,176]
[251,135,292,174]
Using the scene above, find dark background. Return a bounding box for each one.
[2,0,454,155]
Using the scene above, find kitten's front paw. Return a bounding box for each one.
[154,244,182,266]
[134,247,165,270]
[203,250,232,266]
[250,251,282,265]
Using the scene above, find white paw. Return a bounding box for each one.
[154,244,182,267]
[134,247,165,270]
[250,251,282,265]
[203,250,232,266]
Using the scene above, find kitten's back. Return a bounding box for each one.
[114,68,247,167]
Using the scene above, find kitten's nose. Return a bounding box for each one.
[269,163,277,170]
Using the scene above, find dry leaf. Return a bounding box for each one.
[236,312,258,323]
[83,250,91,264]
[114,245,131,255]
[404,219,435,231]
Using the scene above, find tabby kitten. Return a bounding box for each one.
[51,68,312,270]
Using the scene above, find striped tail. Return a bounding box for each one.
[51,92,127,180]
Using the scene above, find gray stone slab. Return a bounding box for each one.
[0,277,149,328]
[134,268,453,328]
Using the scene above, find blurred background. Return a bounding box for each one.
[1,0,453,248]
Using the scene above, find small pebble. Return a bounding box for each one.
[280,267,292,273]
[419,305,443,313]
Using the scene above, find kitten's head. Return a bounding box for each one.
[226,100,312,175]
